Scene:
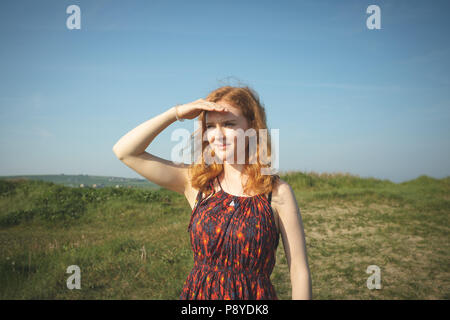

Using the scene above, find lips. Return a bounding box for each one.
[214,143,230,150]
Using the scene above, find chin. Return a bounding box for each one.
[213,149,235,164]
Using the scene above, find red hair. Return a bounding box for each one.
[188,85,279,196]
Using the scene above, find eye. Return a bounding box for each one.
[224,122,235,127]
[206,124,214,129]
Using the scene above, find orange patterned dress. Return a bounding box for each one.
[179,177,279,300]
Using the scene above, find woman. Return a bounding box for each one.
[112,85,312,300]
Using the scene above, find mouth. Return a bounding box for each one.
[213,143,230,150]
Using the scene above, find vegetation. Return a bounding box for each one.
[0,174,158,189]
[0,172,448,299]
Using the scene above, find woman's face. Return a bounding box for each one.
[205,101,251,164]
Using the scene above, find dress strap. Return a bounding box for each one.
[188,179,219,232]
[195,189,203,204]
[188,190,203,232]
[216,176,223,191]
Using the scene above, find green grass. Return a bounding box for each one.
[0,174,159,189]
[0,171,449,299]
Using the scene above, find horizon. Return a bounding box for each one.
[1,0,449,184]
[0,171,447,185]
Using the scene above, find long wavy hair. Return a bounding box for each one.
[188,85,279,196]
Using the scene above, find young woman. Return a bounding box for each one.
[112,86,312,300]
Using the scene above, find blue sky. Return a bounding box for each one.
[0,0,449,183]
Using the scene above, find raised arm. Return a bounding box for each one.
[112,99,226,202]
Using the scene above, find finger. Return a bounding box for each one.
[208,102,228,112]
[202,100,219,107]
[204,101,219,108]
[206,102,226,112]
[201,103,222,111]
[199,104,215,111]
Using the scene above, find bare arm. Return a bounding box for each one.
[112,99,226,200]
[272,180,312,300]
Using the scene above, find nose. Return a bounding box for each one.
[211,124,226,143]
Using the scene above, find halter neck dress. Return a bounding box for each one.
[179,177,280,300]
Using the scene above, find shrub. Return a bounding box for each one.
[36,186,87,222]
[0,180,174,227]
[0,180,18,197]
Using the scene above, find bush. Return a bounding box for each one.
[0,180,18,197]
[0,184,87,227]
[0,180,174,227]
[0,208,40,226]
[36,186,87,222]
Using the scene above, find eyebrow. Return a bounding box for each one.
[205,119,237,125]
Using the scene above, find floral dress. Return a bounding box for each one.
[179,177,279,300]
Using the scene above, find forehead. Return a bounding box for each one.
[205,101,243,123]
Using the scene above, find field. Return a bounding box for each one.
[0,172,449,299]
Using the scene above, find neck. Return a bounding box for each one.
[221,162,249,195]
[223,162,244,180]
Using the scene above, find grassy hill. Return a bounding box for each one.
[0,172,448,299]
[0,174,159,189]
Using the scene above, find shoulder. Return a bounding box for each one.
[185,178,215,209]
[271,178,294,201]
[271,178,298,215]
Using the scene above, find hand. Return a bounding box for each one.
[175,99,227,120]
